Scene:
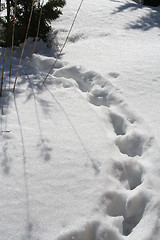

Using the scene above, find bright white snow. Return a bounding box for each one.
[0,0,160,240]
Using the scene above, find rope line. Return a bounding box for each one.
[9,0,17,77]
[26,0,44,74]
[43,0,85,84]
[13,0,35,92]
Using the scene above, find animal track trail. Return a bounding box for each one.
[109,72,120,79]
[89,87,111,107]
[50,65,155,239]
[115,132,146,157]
[113,159,143,190]
[88,86,122,108]
[57,219,124,240]
[109,111,127,136]
[55,65,123,109]
[54,66,96,92]
[100,190,148,236]
[123,191,148,236]
[115,130,154,158]
[101,191,126,217]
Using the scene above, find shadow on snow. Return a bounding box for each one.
[111,1,160,31]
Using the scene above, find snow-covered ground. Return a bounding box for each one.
[0,0,160,240]
[54,0,160,144]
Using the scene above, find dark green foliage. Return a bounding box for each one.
[0,0,66,47]
[143,0,160,7]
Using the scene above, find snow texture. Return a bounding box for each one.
[0,0,160,239]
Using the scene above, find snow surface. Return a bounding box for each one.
[0,0,160,239]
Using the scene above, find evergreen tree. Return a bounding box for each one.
[0,0,66,47]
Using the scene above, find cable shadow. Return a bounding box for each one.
[27,75,52,162]
[13,94,33,238]
[111,1,160,31]
[44,84,100,175]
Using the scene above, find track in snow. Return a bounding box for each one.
[36,62,158,239]
[0,45,160,240]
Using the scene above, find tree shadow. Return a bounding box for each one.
[26,75,52,162]
[111,1,142,14]
[0,137,11,174]
[126,7,160,30]
[26,74,57,117]
[111,1,160,31]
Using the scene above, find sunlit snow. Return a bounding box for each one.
[0,0,160,239]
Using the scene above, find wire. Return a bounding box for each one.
[26,0,44,74]
[43,0,85,84]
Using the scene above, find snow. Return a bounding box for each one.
[0,0,160,239]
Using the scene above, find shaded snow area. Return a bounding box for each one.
[0,0,160,239]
